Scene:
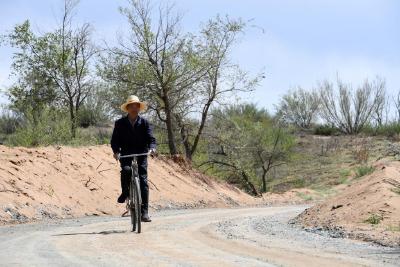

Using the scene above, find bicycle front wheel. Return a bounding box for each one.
[133,176,142,233]
[129,178,136,232]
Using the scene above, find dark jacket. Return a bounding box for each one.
[110,115,156,155]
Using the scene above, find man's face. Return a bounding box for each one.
[127,103,140,114]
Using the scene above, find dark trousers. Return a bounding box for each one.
[120,155,149,213]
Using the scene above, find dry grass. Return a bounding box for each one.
[267,135,391,193]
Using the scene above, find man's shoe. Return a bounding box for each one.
[141,213,152,222]
[117,192,128,203]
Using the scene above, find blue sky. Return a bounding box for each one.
[1,0,399,112]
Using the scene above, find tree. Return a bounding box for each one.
[6,0,97,137]
[394,91,400,123]
[370,81,388,127]
[318,77,386,134]
[275,87,320,129]
[174,15,262,161]
[100,0,209,155]
[250,126,294,193]
[200,104,294,195]
[99,1,262,159]
[6,67,58,126]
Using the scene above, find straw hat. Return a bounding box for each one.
[120,95,147,113]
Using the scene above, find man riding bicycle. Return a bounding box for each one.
[111,95,156,222]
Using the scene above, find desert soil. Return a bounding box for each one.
[294,160,400,247]
[0,144,312,225]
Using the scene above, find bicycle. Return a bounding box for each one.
[119,152,150,233]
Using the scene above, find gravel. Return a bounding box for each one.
[214,206,400,266]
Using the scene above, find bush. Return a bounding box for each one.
[0,111,20,135]
[355,165,374,178]
[319,77,386,134]
[6,108,72,147]
[314,124,339,136]
[391,187,400,195]
[275,87,320,129]
[76,126,112,145]
[77,104,110,128]
[291,177,306,188]
[364,213,383,225]
[362,123,400,138]
[337,169,351,184]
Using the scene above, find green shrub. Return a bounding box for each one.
[291,177,306,188]
[314,125,339,136]
[355,165,374,178]
[6,108,72,147]
[364,213,383,225]
[362,123,400,138]
[75,126,112,145]
[338,169,351,184]
[391,187,400,195]
[0,112,21,135]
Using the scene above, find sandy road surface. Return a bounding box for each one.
[0,206,398,267]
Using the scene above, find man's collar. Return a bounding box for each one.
[125,114,142,126]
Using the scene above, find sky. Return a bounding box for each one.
[0,0,399,112]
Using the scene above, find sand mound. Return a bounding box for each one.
[294,160,400,247]
[0,145,264,224]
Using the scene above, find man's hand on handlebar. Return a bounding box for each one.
[149,148,157,157]
[114,150,155,160]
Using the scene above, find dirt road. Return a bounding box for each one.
[0,206,398,266]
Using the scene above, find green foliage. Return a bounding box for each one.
[296,192,313,201]
[362,123,400,138]
[355,165,374,178]
[72,126,112,146]
[6,107,72,147]
[275,87,320,129]
[0,111,20,136]
[391,187,400,195]
[4,106,111,147]
[364,213,383,225]
[6,1,97,138]
[200,103,295,194]
[314,124,339,136]
[338,169,351,184]
[77,87,111,128]
[291,178,306,188]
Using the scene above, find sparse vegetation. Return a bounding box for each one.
[338,169,351,184]
[391,187,400,195]
[387,224,400,232]
[355,165,374,178]
[364,213,383,225]
[296,192,313,201]
[275,87,320,129]
[318,77,386,134]
[314,124,339,136]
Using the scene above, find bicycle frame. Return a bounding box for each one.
[119,152,150,232]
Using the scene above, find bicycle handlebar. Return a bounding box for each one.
[119,152,151,158]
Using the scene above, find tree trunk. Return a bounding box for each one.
[163,96,178,155]
[178,118,192,161]
[261,169,267,193]
[69,99,76,138]
[241,171,259,196]
[190,100,213,159]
